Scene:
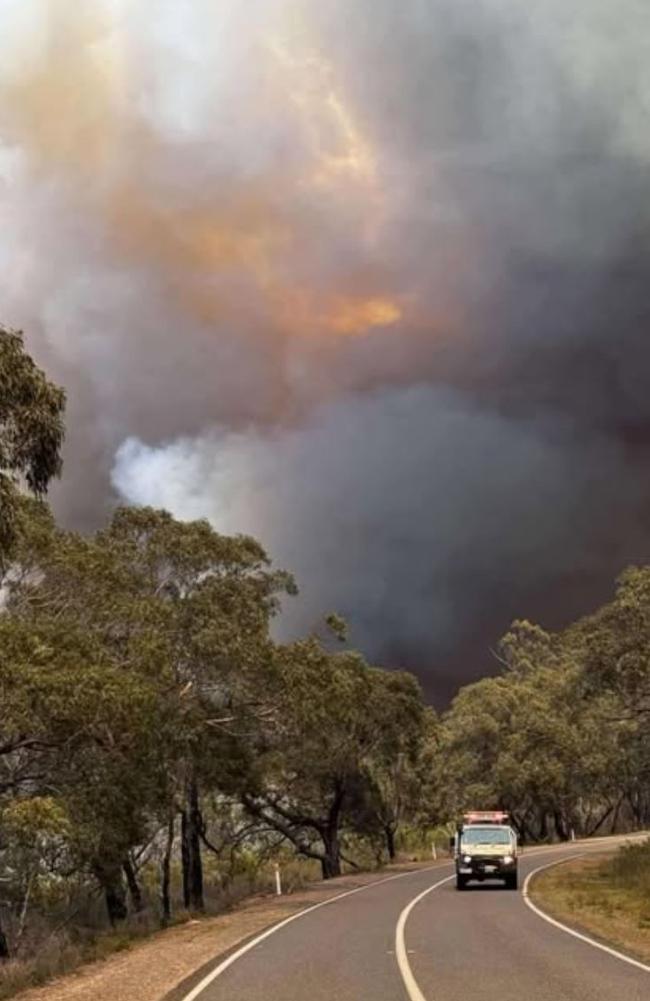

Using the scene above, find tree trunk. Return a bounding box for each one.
[320,786,344,879]
[320,835,342,879]
[629,792,644,828]
[510,812,532,845]
[384,824,396,861]
[161,815,174,925]
[538,811,549,842]
[94,862,128,926]
[610,795,623,834]
[105,882,128,926]
[553,811,569,842]
[181,775,205,911]
[16,875,34,942]
[181,807,191,909]
[0,916,9,961]
[586,803,615,838]
[123,857,144,913]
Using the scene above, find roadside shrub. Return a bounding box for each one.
[604,838,650,896]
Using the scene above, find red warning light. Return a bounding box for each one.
[463,811,509,825]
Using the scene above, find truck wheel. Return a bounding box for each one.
[505,873,518,890]
[456,874,467,891]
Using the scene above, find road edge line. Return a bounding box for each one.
[395,873,455,1001]
[178,836,648,1001]
[178,862,449,1001]
[523,855,650,976]
[394,837,647,1000]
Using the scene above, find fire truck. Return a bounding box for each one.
[452,811,519,890]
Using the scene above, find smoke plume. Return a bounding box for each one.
[2,0,650,700]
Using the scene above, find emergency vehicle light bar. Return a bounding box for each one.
[463,811,509,825]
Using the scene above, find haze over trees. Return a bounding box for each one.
[0,328,649,986]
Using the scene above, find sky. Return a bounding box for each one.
[2,0,650,702]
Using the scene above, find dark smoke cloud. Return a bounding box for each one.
[113,387,646,700]
[2,0,650,701]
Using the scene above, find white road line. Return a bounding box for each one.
[393,846,589,1001]
[523,856,650,976]
[179,835,647,1001]
[394,836,649,1001]
[395,873,455,1001]
[179,862,448,1001]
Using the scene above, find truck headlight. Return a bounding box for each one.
[463,855,473,864]
[503,855,514,865]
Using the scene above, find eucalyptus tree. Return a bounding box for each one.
[0,325,65,563]
[578,566,650,718]
[240,640,426,878]
[5,505,295,914]
[443,621,623,842]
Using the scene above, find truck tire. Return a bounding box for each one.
[505,873,518,890]
[456,874,467,891]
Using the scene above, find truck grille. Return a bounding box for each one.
[472,856,503,871]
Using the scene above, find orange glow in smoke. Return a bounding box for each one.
[1,3,404,342]
[267,35,378,193]
[269,287,402,337]
[324,296,401,334]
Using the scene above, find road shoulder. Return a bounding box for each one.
[529,853,650,966]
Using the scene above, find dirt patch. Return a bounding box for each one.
[530,854,650,965]
[8,861,441,1001]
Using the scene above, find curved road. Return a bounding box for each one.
[178,839,649,1001]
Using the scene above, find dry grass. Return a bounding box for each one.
[530,840,650,964]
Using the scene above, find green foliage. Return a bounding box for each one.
[324,612,347,642]
[238,641,428,876]
[606,838,650,896]
[0,326,65,561]
[578,566,650,715]
[442,600,650,841]
[0,487,431,974]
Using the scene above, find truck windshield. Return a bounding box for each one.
[461,827,512,846]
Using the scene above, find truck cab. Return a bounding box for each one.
[453,811,519,890]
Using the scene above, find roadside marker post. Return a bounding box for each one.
[431,843,437,860]
[274,863,282,896]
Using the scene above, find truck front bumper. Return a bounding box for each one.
[457,857,516,880]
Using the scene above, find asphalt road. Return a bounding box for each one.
[181,839,649,1001]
